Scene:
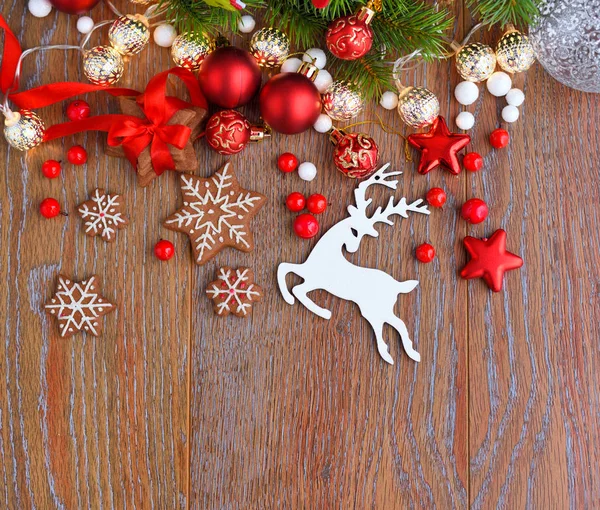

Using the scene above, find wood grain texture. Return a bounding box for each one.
[1,1,599,508]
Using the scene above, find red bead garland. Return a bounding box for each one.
[40,198,61,218]
[286,192,306,212]
[416,243,436,263]
[425,188,447,208]
[154,240,175,261]
[306,194,327,214]
[293,214,319,239]
[461,198,489,224]
[463,152,484,172]
[278,153,299,173]
[67,145,87,165]
[42,160,61,179]
[66,100,91,121]
[490,128,510,149]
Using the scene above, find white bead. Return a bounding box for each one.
[76,16,94,34]
[456,111,475,130]
[313,69,333,94]
[298,162,317,181]
[454,81,479,106]
[28,0,52,18]
[313,113,333,133]
[281,57,302,73]
[153,24,177,48]
[303,48,327,69]
[486,71,512,97]
[379,91,399,110]
[502,105,520,123]
[506,88,525,106]
[237,15,255,34]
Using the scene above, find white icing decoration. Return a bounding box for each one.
[207,268,260,316]
[277,164,429,365]
[78,189,127,241]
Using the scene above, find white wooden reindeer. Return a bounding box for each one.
[278,164,430,365]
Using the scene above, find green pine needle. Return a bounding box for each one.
[466,0,541,28]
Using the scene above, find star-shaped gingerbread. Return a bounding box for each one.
[460,229,523,292]
[163,162,266,265]
[206,267,263,317]
[77,188,129,242]
[45,275,116,337]
[407,116,471,175]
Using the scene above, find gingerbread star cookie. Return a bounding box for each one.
[45,275,115,337]
[164,162,266,265]
[206,267,263,317]
[77,188,129,242]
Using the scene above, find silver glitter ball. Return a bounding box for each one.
[83,46,124,86]
[171,33,213,71]
[456,42,497,82]
[4,109,45,151]
[322,81,364,121]
[250,28,290,68]
[496,30,536,73]
[397,86,440,128]
[109,14,150,56]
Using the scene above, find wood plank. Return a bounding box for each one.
[467,28,600,509]
[0,3,189,507]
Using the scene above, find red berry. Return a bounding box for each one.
[461,198,488,224]
[154,240,175,261]
[415,243,435,263]
[463,152,484,172]
[41,159,61,179]
[286,192,306,212]
[66,100,91,121]
[277,152,299,173]
[425,188,447,208]
[67,145,87,165]
[489,128,510,149]
[293,213,319,239]
[40,198,61,218]
[306,193,327,214]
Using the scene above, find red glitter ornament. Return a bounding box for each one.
[306,194,327,214]
[66,100,91,121]
[42,160,61,179]
[416,243,436,263]
[259,66,322,135]
[67,145,87,165]
[205,110,251,155]
[407,116,471,175]
[40,198,61,218]
[463,152,484,172]
[154,240,175,261]
[278,153,299,173]
[460,229,523,292]
[330,128,379,179]
[198,46,262,109]
[461,198,488,224]
[326,6,376,60]
[293,214,319,239]
[49,0,100,14]
[286,192,306,212]
[490,128,510,149]
[425,187,447,208]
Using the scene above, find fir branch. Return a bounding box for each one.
[332,54,395,102]
[466,0,541,28]
[265,1,327,48]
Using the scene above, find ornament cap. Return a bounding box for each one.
[328,127,347,145]
[358,6,376,24]
[298,61,319,82]
[4,110,21,127]
[250,125,271,142]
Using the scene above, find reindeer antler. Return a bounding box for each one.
[370,197,430,227]
[348,164,403,217]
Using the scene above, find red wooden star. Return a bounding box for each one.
[460,229,523,292]
[407,116,471,175]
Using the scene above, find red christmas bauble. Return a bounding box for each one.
[154,240,175,261]
[425,187,447,208]
[326,12,374,60]
[40,198,61,218]
[461,198,488,224]
[332,132,379,179]
[66,100,91,121]
[293,214,319,239]
[416,243,436,263]
[42,160,61,179]
[49,0,100,14]
[259,72,322,135]
[286,192,306,212]
[67,145,87,165]
[205,110,251,155]
[490,128,510,149]
[198,46,261,109]
[312,0,331,7]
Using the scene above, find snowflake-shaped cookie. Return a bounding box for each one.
[45,275,115,337]
[207,267,263,317]
[164,163,266,265]
[77,188,129,242]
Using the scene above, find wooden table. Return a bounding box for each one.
[2,2,599,508]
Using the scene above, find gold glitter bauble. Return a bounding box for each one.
[496,30,536,73]
[171,33,213,71]
[456,42,496,82]
[397,86,439,128]
[108,14,150,56]
[4,109,45,151]
[249,28,290,68]
[83,46,124,86]
[322,81,364,121]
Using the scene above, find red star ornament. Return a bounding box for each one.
[460,229,523,292]
[407,116,471,175]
